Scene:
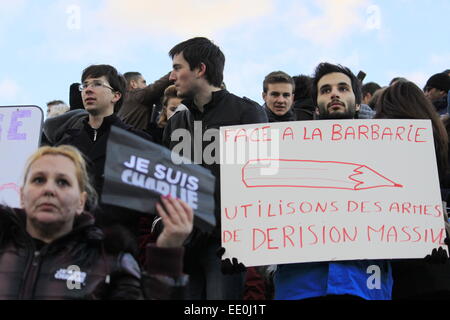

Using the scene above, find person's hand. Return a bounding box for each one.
[424,245,449,264]
[217,247,246,274]
[155,195,193,248]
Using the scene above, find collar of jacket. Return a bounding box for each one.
[182,89,228,114]
[83,113,120,132]
[264,104,296,122]
[0,206,103,247]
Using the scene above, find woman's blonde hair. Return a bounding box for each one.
[23,145,98,209]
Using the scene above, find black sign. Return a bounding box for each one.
[102,126,216,232]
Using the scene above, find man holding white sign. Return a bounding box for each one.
[221,63,408,300]
[274,63,393,300]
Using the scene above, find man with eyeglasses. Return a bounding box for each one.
[43,65,152,229]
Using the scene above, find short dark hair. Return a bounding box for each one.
[389,77,408,86]
[293,75,313,101]
[362,82,381,97]
[311,62,362,106]
[81,64,126,112]
[123,72,142,82]
[425,72,450,92]
[169,37,225,87]
[263,71,295,93]
[47,100,66,107]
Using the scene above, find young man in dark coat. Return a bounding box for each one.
[163,37,268,300]
[43,65,153,233]
[262,71,296,123]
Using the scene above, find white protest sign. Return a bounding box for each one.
[0,106,43,208]
[220,120,446,267]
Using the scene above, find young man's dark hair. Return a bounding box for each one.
[81,64,127,111]
[263,71,295,93]
[362,82,381,97]
[389,77,408,86]
[123,72,142,82]
[311,62,362,107]
[424,72,450,93]
[169,37,225,87]
[293,75,313,101]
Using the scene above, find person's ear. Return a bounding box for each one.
[197,63,207,78]
[76,192,87,215]
[315,107,320,116]
[112,91,122,104]
[355,104,361,112]
[262,92,267,102]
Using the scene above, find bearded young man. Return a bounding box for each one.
[272,63,393,301]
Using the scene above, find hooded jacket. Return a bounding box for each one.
[0,206,142,299]
[0,206,187,300]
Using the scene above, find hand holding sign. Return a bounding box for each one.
[217,247,246,274]
[156,195,194,248]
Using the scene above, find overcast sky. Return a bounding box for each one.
[0,0,449,114]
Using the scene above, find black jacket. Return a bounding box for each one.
[292,98,315,121]
[263,104,296,122]
[162,90,268,236]
[43,111,152,199]
[0,207,142,300]
[0,206,188,300]
[43,111,154,234]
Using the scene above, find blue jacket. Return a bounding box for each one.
[274,260,393,300]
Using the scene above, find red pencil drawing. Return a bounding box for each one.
[242,159,403,191]
[0,183,20,194]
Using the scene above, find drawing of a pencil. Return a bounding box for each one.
[242,159,403,191]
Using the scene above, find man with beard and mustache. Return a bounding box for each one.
[312,62,361,120]
[272,63,393,301]
[163,37,268,300]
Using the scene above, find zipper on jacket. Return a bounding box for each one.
[19,249,42,300]
[93,129,97,142]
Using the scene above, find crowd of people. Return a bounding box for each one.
[1,36,450,300]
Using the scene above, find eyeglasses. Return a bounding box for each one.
[79,80,115,92]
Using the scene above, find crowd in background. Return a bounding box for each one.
[2,36,450,300]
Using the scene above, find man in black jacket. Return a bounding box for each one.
[43,65,153,232]
[163,37,268,300]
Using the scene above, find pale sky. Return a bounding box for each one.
[0,0,449,114]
